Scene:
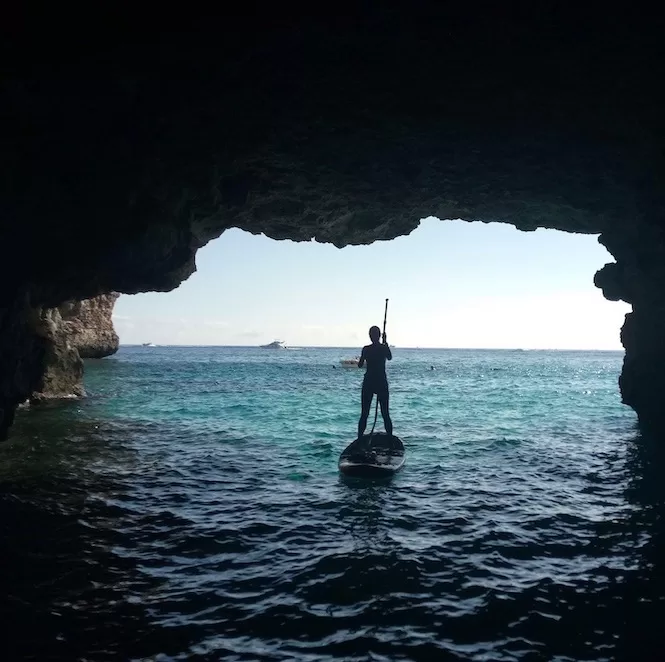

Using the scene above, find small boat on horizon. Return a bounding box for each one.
[260,340,287,349]
[142,342,156,347]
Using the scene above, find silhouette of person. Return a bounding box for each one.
[357,325,393,438]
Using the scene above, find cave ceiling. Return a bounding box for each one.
[2,5,663,304]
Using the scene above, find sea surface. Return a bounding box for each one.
[2,346,665,661]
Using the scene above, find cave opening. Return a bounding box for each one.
[112,217,630,353]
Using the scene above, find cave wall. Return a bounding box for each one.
[0,294,46,437]
[595,227,665,431]
[1,5,664,437]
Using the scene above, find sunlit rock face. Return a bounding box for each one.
[0,294,120,438]
[30,306,86,403]
[0,6,663,437]
[21,294,120,410]
[24,294,121,407]
[58,294,120,360]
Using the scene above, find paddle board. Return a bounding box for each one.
[338,432,405,477]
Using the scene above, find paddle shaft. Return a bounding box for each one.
[382,298,389,337]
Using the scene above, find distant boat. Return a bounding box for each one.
[142,343,156,347]
[260,340,287,349]
[340,357,360,367]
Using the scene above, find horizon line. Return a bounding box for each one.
[118,344,624,352]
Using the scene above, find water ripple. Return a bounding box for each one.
[2,348,663,660]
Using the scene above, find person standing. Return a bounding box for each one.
[357,325,393,438]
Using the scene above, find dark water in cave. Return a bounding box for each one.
[2,346,664,660]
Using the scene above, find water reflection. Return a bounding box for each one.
[338,478,394,545]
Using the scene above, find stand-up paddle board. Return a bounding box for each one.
[338,432,405,477]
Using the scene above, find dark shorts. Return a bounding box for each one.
[363,377,388,398]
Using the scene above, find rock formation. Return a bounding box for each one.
[0,294,48,435]
[595,227,665,433]
[28,294,119,402]
[58,294,120,359]
[0,6,663,438]
[30,306,86,402]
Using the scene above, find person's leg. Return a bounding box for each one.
[378,386,393,436]
[358,381,373,439]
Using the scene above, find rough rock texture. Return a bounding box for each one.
[1,6,664,437]
[0,299,86,436]
[0,294,119,435]
[30,306,86,402]
[28,294,120,405]
[58,294,120,359]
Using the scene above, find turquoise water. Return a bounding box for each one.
[2,346,665,660]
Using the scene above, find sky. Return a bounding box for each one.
[113,217,630,350]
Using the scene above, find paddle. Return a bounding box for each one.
[367,298,389,443]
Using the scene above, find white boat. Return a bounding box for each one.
[339,357,360,367]
[260,340,287,349]
[142,343,156,347]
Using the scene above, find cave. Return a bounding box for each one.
[1,5,664,440]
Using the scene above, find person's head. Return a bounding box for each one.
[369,326,381,342]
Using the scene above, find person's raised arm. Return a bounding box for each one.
[358,347,366,368]
[383,333,392,360]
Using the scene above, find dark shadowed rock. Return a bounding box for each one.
[0,294,47,439]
